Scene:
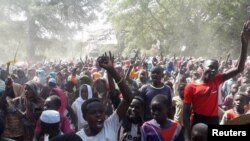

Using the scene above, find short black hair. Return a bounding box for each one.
[151,94,170,108]
[178,83,187,91]
[191,123,208,141]
[133,96,145,105]
[204,59,219,68]
[81,98,102,120]
[150,66,164,73]
[234,92,249,103]
[46,95,61,110]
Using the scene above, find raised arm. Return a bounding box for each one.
[97,52,133,121]
[107,68,121,109]
[223,20,250,81]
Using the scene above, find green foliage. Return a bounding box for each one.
[110,0,250,58]
[0,0,102,61]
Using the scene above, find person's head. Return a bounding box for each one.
[142,62,148,70]
[115,63,125,77]
[93,79,108,99]
[24,81,39,100]
[150,94,170,125]
[127,96,145,122]
[79,84,92,100]
[71,67,78,75]
[81,98,106,135]
[163,70,171,81]
[245,86,250,100]
[48,133,82,141]
[92,72,101,82]
[48,78,57,88]
[230,83,239,95]
[56,72,63,80]
[191,123,208,141]
[4,77,15,98]
[139,70,148,83]
[202,59,219,82]
[233,92,249,113]
[244,67,250,78]
[79,73,92,85]
[191,71,200,81]
[44,95,61,111]
[165,81,173,91]
[28,69,36,78]
[178,83,186,100]
[40,110,60,135]
[241,77,250,85]
[65,80,75,93]
[0,69,8,81]
[17,69,25,78]
[150,66,164,84]
[5,77,13,89]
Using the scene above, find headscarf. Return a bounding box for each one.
[92,72,101,82]
[50,71,57,83]
[25,80,39,95]
[79,73,91,85]
[48,78,57,87]
[35,69,46,85]
[72,84,92,130]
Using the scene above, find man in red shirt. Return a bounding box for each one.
[183,20,250,141]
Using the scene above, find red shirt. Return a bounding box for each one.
[159,121,178,141]
[184,74,224,116]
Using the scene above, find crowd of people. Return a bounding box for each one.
[0,21,250,141]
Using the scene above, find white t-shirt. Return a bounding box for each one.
[76,111,121,141]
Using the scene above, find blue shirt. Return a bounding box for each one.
[140,84,172,121]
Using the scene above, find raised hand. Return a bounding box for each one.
[97,51,114,70]
[241,20,250,45]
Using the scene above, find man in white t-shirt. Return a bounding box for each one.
[51,52,133,141]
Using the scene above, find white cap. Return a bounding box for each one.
[40,110,60,124]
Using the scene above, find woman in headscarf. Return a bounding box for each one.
[11,80,44,141]
[0,78,24,141]
[71,84,93,131]
[33,69,47,86]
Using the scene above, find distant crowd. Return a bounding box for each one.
[0,20,250,141]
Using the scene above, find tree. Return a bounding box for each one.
[0,0,102,60]
[109,0,250,58]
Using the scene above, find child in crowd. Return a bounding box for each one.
[141,94,183,141]
[191,123,207,141]
[172,83,186,126]
[118,96,145,141]
[220,92,249,124]
[222,83,239,110]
